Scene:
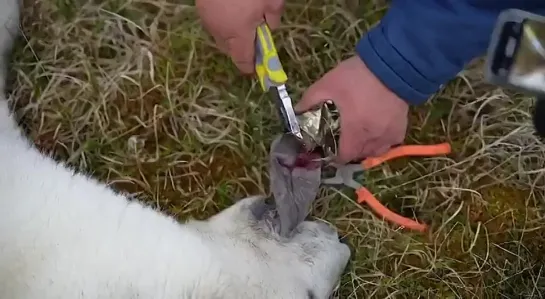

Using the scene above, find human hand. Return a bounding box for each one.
[295,56,410,164]
[196,0,284,74]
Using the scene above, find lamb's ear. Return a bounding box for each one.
[269,134,321,238]
[532,96,545,138]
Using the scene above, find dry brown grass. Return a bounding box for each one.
[9,0,545,297]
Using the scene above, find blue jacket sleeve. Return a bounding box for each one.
[356,0,545,105]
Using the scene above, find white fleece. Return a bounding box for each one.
[0,1,350,298]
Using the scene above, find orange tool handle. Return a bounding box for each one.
[362,143,452,170]
[356,188,428,232]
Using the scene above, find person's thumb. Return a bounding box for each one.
[295,80,334,113]
[265,11,281,30]
[265,0,284,29]
[226,30,257,74]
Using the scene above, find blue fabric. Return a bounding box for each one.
[356,1,545,105]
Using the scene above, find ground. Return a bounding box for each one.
[9,0,545,298]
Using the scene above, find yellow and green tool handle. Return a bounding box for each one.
[255,23,288,91]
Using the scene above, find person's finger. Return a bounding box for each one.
[294,80,335,113]
[336,131,366,164]
[265,0,284,29]
[358,138,391,158]
[334,116,374,164]
[265,11,282,30]
[355,122,405,159]
[267,0,284,15]
[226,31,257,74]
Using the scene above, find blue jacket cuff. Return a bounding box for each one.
[356,24,441,105]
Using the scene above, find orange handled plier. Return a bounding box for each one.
[322,143,452,232]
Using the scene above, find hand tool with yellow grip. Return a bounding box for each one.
[255,23,303,140]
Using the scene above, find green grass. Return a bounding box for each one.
[11,0,545,297]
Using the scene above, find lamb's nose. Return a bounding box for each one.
[338,234,349,245]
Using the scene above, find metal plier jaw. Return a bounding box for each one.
[321,143,453,232]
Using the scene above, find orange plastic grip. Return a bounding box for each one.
[356,188,428,232]
[362,143,452,170]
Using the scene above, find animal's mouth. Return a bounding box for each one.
[278,151,323,171]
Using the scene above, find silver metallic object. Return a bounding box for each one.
[255,23,303,140]
[296,101,341,161]
[270,84,303,140]
[485,9,545,95]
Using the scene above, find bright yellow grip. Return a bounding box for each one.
[255,23,288,91]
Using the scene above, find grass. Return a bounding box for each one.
[9,0,545,297]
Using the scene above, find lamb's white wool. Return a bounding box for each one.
[0,1,350,298]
